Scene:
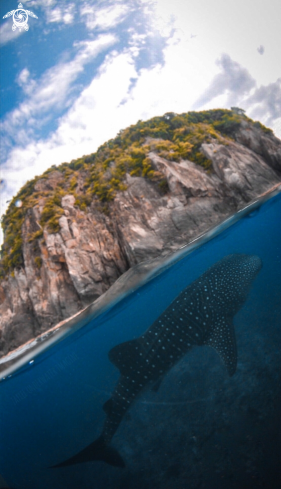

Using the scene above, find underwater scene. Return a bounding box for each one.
[0,187,280,489]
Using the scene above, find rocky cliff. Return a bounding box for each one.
[0,109,281,357]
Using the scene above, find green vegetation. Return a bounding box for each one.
[253,120,273,135]
[28,229,43,243]
[40,189,66,233]
[34,256,42,269]
[0,108,273,277]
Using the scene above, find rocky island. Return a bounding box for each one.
[0,109,280,357]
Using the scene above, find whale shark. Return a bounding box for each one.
[52,253,262,469]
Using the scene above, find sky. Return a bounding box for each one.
[0,0,281,244]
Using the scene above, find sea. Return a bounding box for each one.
[0,186,280,489]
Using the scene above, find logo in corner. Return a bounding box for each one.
[2,2,38,32]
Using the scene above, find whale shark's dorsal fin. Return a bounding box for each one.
[203,317,237,376]
[109,338,144,376]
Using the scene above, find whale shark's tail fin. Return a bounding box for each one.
[50,436,125,468]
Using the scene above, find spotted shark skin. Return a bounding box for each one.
[52,253,262,469]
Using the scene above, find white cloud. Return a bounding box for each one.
[46,3,75,24]
[193,54,256,110]
[2,34,117,141]
[47,7,62,23]
[127,33,218,117]
[80,2,129,31]
[63,11,75,25]
[244,79,281,126]
[192,53,281,132]
[23,1,75,26]
[273,118,281,139]
[17,68,31,86]
[26,0,56,6]
[154,0,281,86]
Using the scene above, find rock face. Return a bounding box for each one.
[0,122,281,357]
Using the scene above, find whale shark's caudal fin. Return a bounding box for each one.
[50,436,125,468]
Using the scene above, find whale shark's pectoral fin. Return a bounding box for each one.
[203,317,237,376]
[108,338,144,375]
[50,436,125,468]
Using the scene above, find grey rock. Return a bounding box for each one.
[235,120,281,172]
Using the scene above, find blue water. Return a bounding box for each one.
[0,190,281,489]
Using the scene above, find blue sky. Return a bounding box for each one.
[0,0,281,243]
